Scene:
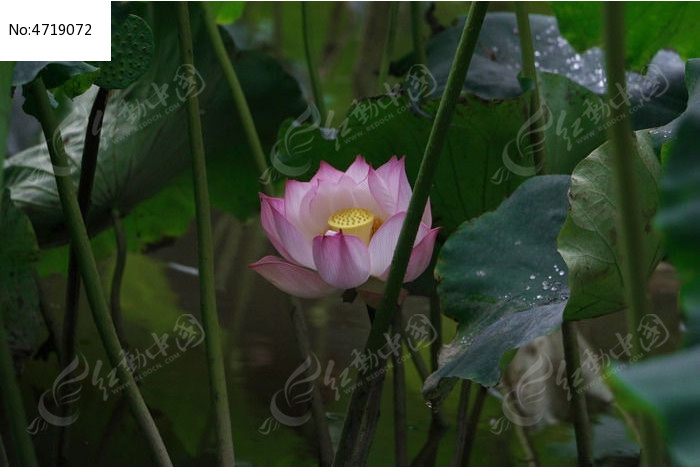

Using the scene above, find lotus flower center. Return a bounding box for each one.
[327,208,379,245]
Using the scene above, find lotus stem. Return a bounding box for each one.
[378,3,400,93]
[603,3,665,465]
[301,2,327,123]
[460,385,487,466]
[392,310,408,466]
[449,380,472,467]
[334,3,489,464]
[202,2,273,195]
[410,2,427,66]
[0,312,38,467]
[110,209,128,348]
[63,86,109,369]
[176,4,235,466]
[27,77,172,467]
[515,2,548,173]
[289,297,333,466]
[561,321,593,466]
[0,61,38,467]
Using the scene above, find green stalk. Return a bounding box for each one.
[399,330,450,430]
[410,2,427,65]
[0,312,38,467]
[515,2,548,173]
[0,62,39,467]
[460,385,487,466]
[603,4,665,466]
[602,0,654,360]
[561,321,593,466]
[35,275,62,362]
[58,85,108,461]
[333,4,489,464]
[63,86,110,366]
[289,298,333,467]
[410,417,450,467]
[110,209,128,348]
[27,78,172,467]
[202,2,273,196]
[301,2,327,123]
[176,4,235,466]
[449,380,472,467]
[351,369,387,465]
[377,2,400,93]
[392,311,407,467]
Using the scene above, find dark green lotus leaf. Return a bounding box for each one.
[611,346,700,467]
[558,131,664,321]
[12,61,98,90]
[656,106,700,344]
[273,69,613,235]
[1,62,12,177]
[420,13,687,129]
[423,175,570,393]
[273,90,534,235]
[90,14,155,89]
[651,59,700,147]
[538,72,608,174]
[552,2,700,70]
[16,62,100,117]
[4,2,305,248]
[0,191,41,368]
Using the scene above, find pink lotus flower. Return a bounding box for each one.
[249,156,439,298]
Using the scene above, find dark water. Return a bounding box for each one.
[19,212,635,466]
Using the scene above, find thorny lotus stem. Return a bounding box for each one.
[301,2,327,123]
[289,297,333,467]
[377,2,400,93]
[561,321,593,466]
[202,2,273,195]
[449,380,472,467]
[176,4,235,466]
[110,209,128,348]
[410,2,427,66]
[603,4,665,466]
[515,2,548,174]
[27,77,172,467]
[333,3,489,464]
